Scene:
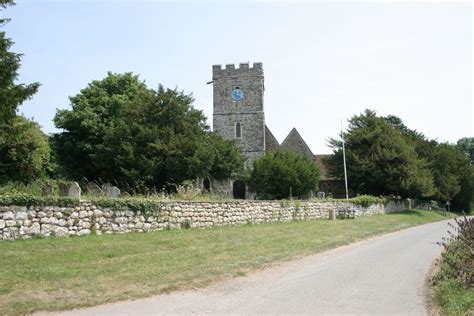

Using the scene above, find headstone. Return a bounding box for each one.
[58,183,69,197]
[67,182,81,198]
[42,183,54,196]
[86,182,103,198]
[404,198,412,210]
[317,191,326,199]
[105,186,120,198]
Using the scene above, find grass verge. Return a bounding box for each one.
[432,215,474,315]
[0,209,451,315]
[434,279,473,315]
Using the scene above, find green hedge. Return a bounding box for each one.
[347,195,387,207]
[0,194,79,207]
[0,194,162,217]
[91,198,162,216]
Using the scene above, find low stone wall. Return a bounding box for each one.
[0,199,408,241]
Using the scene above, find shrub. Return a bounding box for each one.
[436,214,474,287]
[348,195,386,208]
[249,150,320,199]
[433,215,474,314]
[0,194,78,207]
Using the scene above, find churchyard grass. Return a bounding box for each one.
[0,210,452,315]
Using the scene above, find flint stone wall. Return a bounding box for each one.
[0,199,408,241]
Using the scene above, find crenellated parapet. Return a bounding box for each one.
[212,62,263,79]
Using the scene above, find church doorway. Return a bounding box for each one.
[233,180,246,199]
[203,178,211,192]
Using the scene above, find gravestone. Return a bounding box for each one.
[42,183,54,196]
[86,182,103,198]
[68,182,81,198]
[317,191,326,200]
[58,183,69,197]
[404,198,412,210]
[105,186,120,198]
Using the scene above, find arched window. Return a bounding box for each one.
[235,122,242,138]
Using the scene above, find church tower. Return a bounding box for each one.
[212,62,266,165]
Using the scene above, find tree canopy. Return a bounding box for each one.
[457,137,474,165]
[326,110,473,211]
[0,1,49,184]
[249,150,320,199]
[327,110,434,198]
[53,72,243,191]
[0,0,39,128]
[0,116,50,183]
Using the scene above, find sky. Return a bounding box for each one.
[3,0,473,154]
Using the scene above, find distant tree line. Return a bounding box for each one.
[326,110,474,212]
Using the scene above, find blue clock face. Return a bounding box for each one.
[231,87,244,102]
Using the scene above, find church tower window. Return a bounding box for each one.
[235,122,242,138]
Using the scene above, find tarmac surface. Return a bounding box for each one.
[44,219,452,315]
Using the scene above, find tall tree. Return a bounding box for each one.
[452,165,474,213]
[431,143,470,202]
[456,137,474,165]
[0,0,39,127]
[327,110,434,198]
[0,1,49,184]
[53,72,243,190]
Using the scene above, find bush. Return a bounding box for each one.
[249,150,320,200]
[433,215,474,314]
[0,116,51,184]
[436,215,474,287]
[347,195,386,207]
[0,194,78,207]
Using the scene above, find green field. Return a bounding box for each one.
[0,210,450,315]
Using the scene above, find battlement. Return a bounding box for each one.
[213,62,263,78]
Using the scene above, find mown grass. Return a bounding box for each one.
[0,210,451,315]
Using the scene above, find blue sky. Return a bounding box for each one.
[4,1,472,154]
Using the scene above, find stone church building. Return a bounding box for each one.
[210,62,341,199]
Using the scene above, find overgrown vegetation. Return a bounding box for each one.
[0,210,450,315]
[433,215,474,315]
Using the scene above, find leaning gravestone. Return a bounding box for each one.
[58,183,69,197]
[105,186,120,198]
[68,182,81,198]
[86,182,103,198]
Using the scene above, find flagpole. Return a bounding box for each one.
[341,120,349,201]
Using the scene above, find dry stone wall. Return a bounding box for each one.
[0,199,408,241]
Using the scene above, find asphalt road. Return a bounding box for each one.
[48,219,452,315]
